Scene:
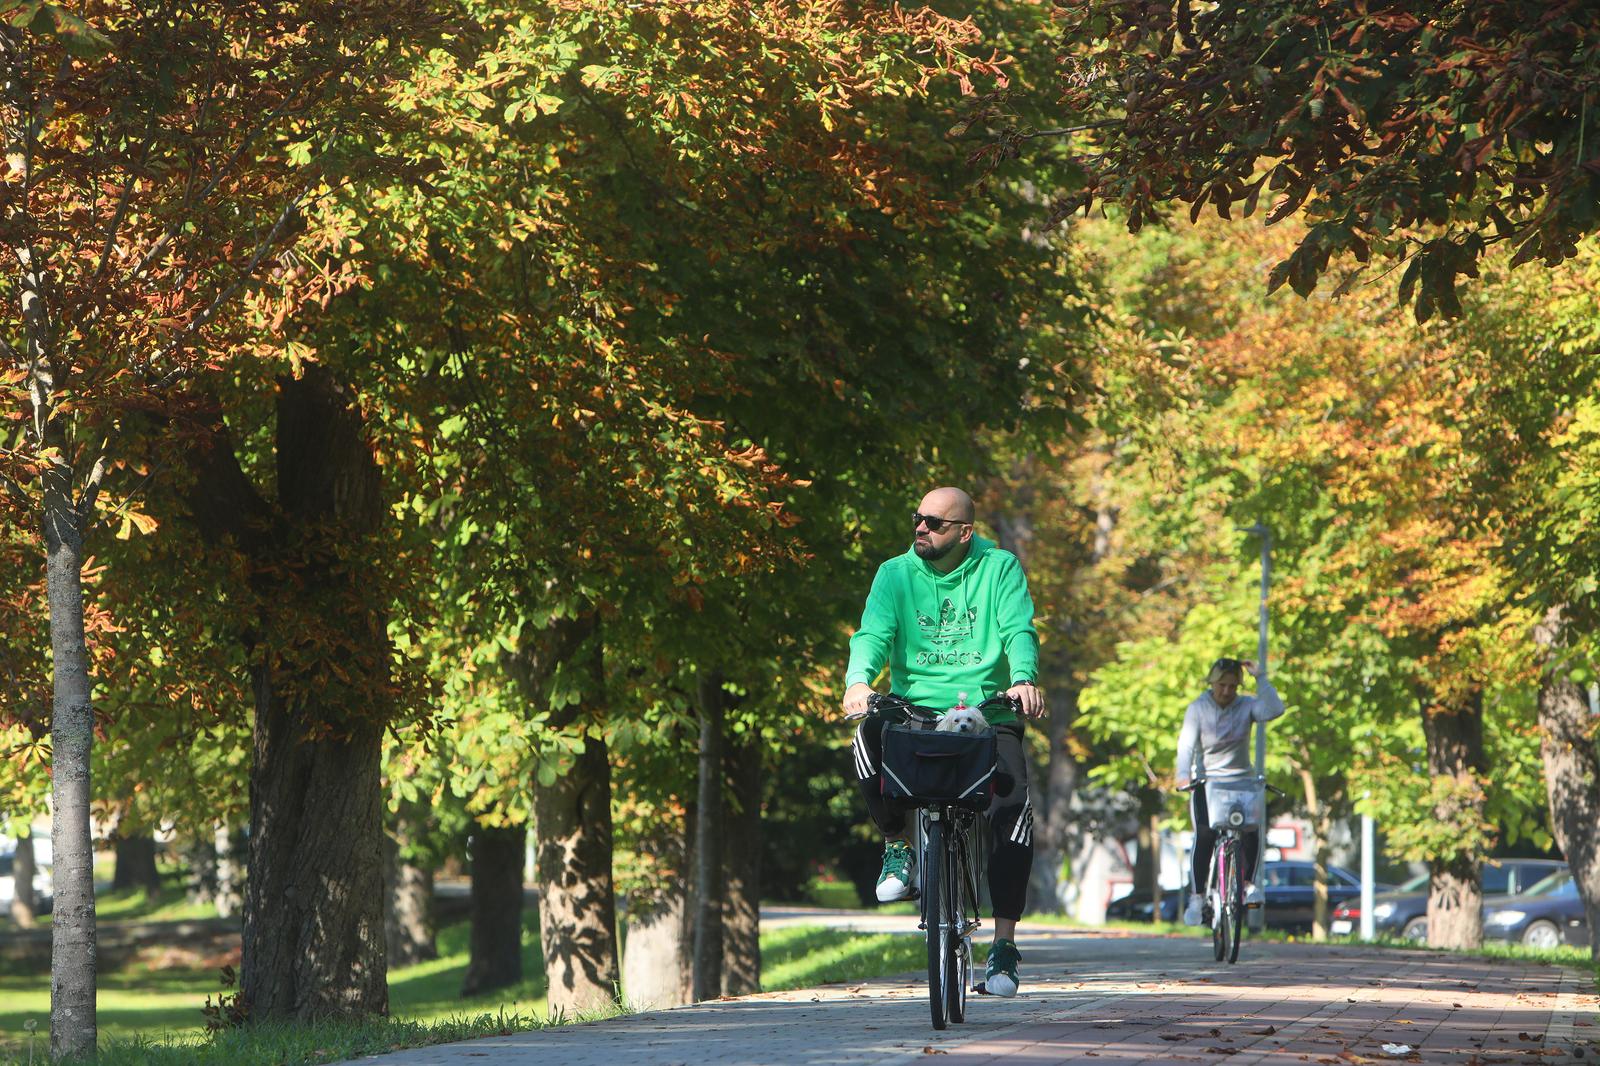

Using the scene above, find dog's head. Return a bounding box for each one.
[936,707,988,735]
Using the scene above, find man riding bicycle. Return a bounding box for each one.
[843,486,1045,997]
[1175,657,1285,926]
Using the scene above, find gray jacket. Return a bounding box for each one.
[1175,679,1285,782]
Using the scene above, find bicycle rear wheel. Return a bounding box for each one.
[945,822,971,1024]
[924,818,949,1030]
[1226,842,1243,964]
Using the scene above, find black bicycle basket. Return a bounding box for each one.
[879,724,998,811]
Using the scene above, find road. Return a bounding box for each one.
[360,911,1599,1065]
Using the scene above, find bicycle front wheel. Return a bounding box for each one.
[1226,842,1243,964]
[924,818,949,1030]
[1213,841,1231,963]
[945,823,970,1024]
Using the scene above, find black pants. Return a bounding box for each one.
[1189,786,1260,893]
[853,720,1033,921]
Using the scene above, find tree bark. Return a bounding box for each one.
[722,724,761,997]
[241,682,388,1019]
[10,830,37,928]
[692,671,725,1001]
[228,368,391,1021]
[536,723,620,1018]
[461,823,525,995]
[1533,607,1600,961]
[1297,763,1331,941]
[214,823,245,919]
[44,454,98,1060]
[112,834,162,896]
[385,816,438,970]
[183,830,219,908]
[1422,685,1487,950]
[1133,786,1162,922]
[621,814,693,1010]
[1030,681,1081,914]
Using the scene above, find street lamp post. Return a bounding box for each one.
[1240,522,1271,932]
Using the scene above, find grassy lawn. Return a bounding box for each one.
[0,920,553,1063]
[0,921,930,1064]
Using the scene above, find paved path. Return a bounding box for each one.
[361,919,1599,1066]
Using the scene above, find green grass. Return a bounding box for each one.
[759,925,924,992]
[0,920,933,1064]
[0,919,555,1065]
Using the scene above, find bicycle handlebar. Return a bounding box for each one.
[844,691,1022,724]
[1175,777,1287,799]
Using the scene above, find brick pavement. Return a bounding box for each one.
[359,927,1599,1066]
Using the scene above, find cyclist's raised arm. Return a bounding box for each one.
[1174,702,1200,787]
[1249,672,1286,723]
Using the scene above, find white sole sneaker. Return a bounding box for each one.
[876,878,911,903]
[986,973,1018,997]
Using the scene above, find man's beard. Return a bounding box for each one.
[914,537,956,561]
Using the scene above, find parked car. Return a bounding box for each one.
[1482,870,1592,949]
[1104,889,1180,923]
[1256,860,1392,933]
[1105,861,1388,932]
[1331,858,1566,941]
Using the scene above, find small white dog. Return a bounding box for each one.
[936,706,989,735]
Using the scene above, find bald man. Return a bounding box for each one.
[843,486,1044,997]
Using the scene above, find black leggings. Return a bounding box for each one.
[852,720,1033,921]
[1189,786,1260,893]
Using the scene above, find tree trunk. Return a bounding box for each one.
[236,368,392,1022]
[184,831,219,908]
[214,823,245,919]
[461,824,525,995]
[536,726,620,1018]
[1030,681,1081,914]
[112,834,162,896]
[1297,763,1331,941]
[44,463,98,1060]
[621,814,693,1010]
[385,819,437,970]
[1133,786,1162,922]
[1534,608,1600,961]
[692,671,725,1001]
[241,681,388,1019]
[1422,685,1487,950]
[10,830,37,928]
[722,725,761,997]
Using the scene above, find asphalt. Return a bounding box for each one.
[357,912,1600,1065]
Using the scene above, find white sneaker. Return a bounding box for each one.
[1183,895,1205,926]
[1244,882,1264,907]
[875,840,915,903]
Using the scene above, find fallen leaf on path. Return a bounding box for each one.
[1203,1047,1238,1055]
[1160,1034,1190,1041]
[1209,1028,1223,1037]
[1247,1026,1278,1036]
[921,1047,947,1055]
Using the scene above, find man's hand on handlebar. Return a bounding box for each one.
[842,682,874,719]
[1006,682,1045,719]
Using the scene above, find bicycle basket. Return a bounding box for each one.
[879,724,997,811]
[1204,777,1263,830]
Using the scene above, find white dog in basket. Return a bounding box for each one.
[936,705,989,735]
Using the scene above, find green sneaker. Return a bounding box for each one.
[985,938,1021,997]
[875,840,915,902]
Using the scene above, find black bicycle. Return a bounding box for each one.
[850,692,1019,1030]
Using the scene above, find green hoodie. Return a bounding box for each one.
[845,535,1039,725]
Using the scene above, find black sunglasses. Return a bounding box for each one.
[912,512,969,533]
